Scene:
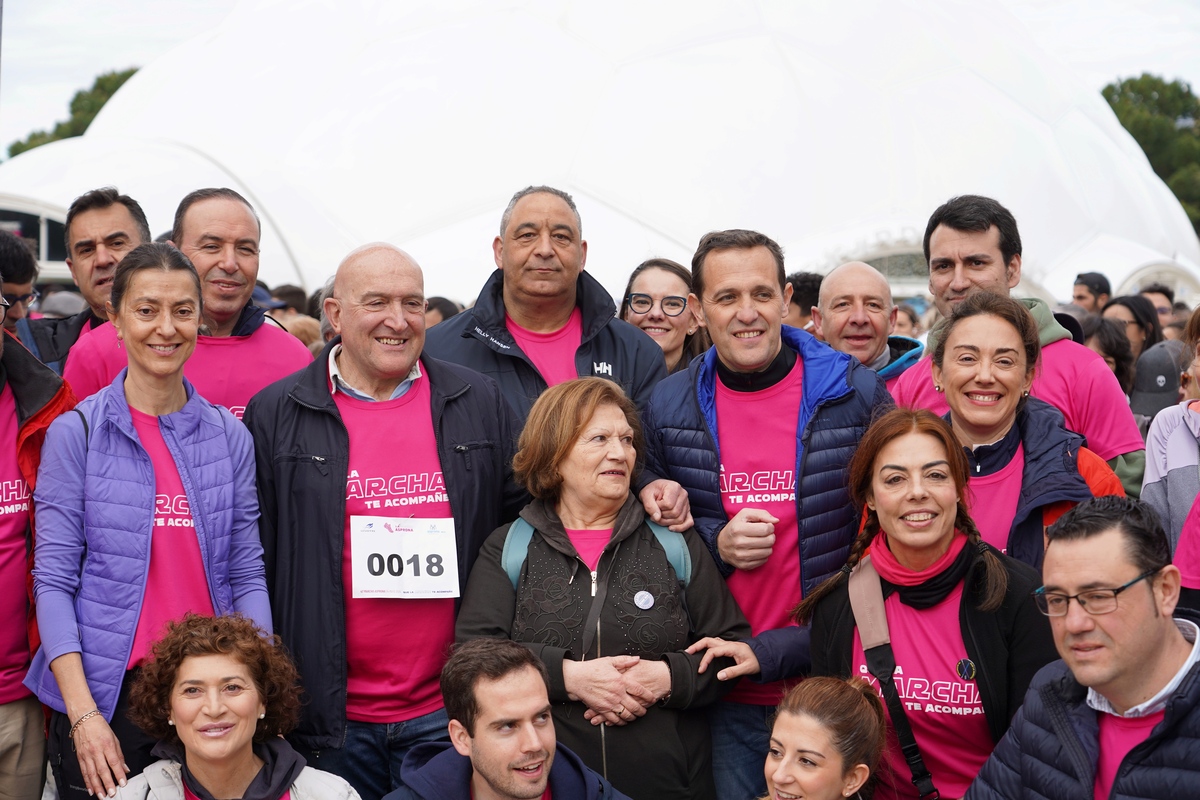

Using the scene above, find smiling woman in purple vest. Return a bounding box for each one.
[23,243,271,800]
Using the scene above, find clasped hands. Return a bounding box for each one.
[563,656,671,727]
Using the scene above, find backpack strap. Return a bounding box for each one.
[74,408,89,445]
[848,556,941,800]
[647,520,691,587]
[502,518,536,590]
[501,516,691,590]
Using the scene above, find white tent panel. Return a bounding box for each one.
[0,0,1195,305]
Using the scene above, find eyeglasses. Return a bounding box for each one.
[626,293,687,317]
[1032,568,1161,616]
[2,290,38,307]
[0,298,10,324]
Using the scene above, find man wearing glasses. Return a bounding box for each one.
[969,496,1200,799]
[0,233,38,342]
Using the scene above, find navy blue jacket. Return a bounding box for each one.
[241,344,527,750]
[956,398,1100,569]
[641,328,890,678]
[387,741,631,800]
[968,618,1200,800]
[424,269,667,420]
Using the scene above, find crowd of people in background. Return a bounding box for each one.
[0,184,1199,800]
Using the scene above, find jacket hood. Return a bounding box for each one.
[229,303,270,337]
[399,740,610,800]
[518,494,645,557]
[1022,297,1073,347]
[878,335,924,380]
[2,327,67,424]
[151,738,305,800]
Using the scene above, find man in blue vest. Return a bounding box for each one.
[641,229,889,799]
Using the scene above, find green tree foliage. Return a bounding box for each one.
[8,68,138,159]
[1104,73,1200,236]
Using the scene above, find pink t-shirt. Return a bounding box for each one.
[565,528,611,571]
[63,321,312,418]
[127,406,215,668]
[1095,709,1165,798]
[717,358,804,706]
[1175,493,1200,590]
[891,339,1143,461]
[506,308,583,387]
[0,384,32,704]
[335,374,455,723]
[965,442,1024,554]
[852,537,993,799]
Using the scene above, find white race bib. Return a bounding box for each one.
[349,516,460,599]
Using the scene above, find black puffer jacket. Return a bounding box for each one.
[642,326,891,589]
[456,495,751,800]
[242,343,527,750]
[424,270,667,420]
[968,617,1200,800]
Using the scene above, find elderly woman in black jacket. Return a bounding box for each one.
[456,378,749,800]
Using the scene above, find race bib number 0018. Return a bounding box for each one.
[350,516,460,599]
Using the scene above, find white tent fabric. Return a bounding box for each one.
[0,0,1196,304]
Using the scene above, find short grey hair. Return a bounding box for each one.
[499,186,581,237]
[317,275,336,341]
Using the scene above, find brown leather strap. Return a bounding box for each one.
[848,555,889,650]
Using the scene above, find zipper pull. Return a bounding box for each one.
[590,570,598,597]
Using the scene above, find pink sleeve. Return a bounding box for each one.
[1038,343,1143,462]
[890,356,949,415]
[61,333,113,401]
[1177,493,1200,590]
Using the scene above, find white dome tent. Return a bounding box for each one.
[0,0,1196,306]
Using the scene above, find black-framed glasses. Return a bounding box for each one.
[626,293,687,317]
[0,298,11,324]
[2,290,38,307]
[1032,568,1161,616]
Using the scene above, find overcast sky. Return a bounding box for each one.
[1,0,1198,158]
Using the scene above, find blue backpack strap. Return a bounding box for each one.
[502,518,535,590]
[647,520,691,587]
[503,516,691,589]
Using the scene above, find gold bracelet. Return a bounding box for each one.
[69,709,100,739]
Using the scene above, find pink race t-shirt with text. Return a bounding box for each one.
[891,339,1143,461]
[63,322,312,418]
[0,384,31,704]
[565,529,611,571]
[507,308,582,388]
[1095,710,1165,798]
[127,406,214,668]
[965,443,1024,553]
[335,374,455,723]
[852,538,993,799]
[717,358,804,706]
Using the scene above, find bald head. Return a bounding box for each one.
[813,261,896,366]
[326,243,427,400]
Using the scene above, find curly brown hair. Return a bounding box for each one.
[127,614,301,744]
